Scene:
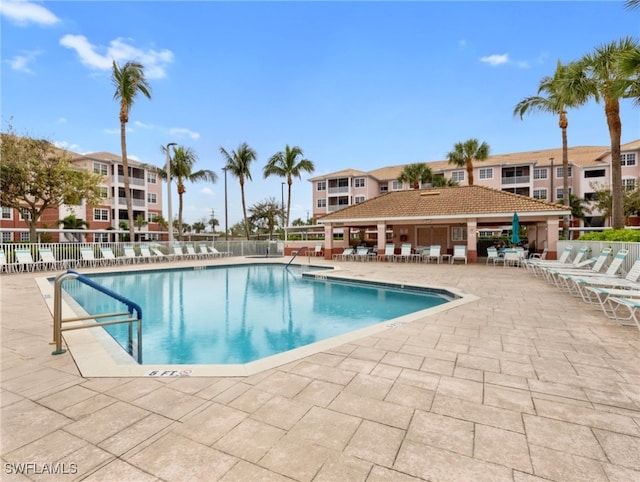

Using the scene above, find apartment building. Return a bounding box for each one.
[309,140,640,229]
[1,151,164,243]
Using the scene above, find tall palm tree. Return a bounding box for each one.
[263,145,314,227]
[111,60,151,242]
[568,37,640,229]
[164,145,217,240]
[397,163,433,189]
[513,60,588,238]
[220,142,257,240]
[446,138,490,186]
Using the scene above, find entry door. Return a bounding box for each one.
[417,226,449,249]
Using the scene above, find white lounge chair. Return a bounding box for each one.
[425,245,442,264]
[185,244,201,260]
[450,245,467,264]
[354,246,375,262]
[139,246,155,262]
[549,248,624,289]
[524,245,574,274]
[605,297,640,331]
[123,246,139,264]
[209,245,232,257]
[39,248,66,271]
[79,247,98,267]
[0,249,12,273]
[572,255,640,302]
[172,244,185,260]
[332,247,354,261]
[15,249,38,272]
[542,248,612,286]
[150,246,172,261]
[486,247,504,266]
[99,247,120,265]
[378,244,396,262]
[311,244,324,257]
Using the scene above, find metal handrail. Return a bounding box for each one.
[52,270,143,362]
[286,246,309,268]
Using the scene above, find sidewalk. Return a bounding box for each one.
[1,259,639,481]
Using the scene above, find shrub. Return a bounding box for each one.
[578,229,640,242]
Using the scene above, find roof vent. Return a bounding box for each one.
[420,191,440,196]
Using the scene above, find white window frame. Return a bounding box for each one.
[147,193,157,204]
[147,172,157,184]
[19,208,32,220]
[354,195,365,204]
[1,207,12,220]
[623,178,636,191]
[316,181,326,191]
[451,227,467,241]
[99,187,108,199]
[317,199,326,208]
[147,212,157,223]
[93,162,108,176]
[19,232,30,242]
[478,168,493,180]
[533,168,548,180]
[1,232,12,242]
[556,166,572,178]
[621,153,636,166]
[556,187,572,201]
[391,181,403,190]
[533,189,547,200]
[354,178,365,188]
[451,171,465,182]
[93,209,109,221]
[94,233,109,243]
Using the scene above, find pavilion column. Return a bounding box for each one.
[377,222,387,258]
[323,223,333,260]
[466,219,478,263]
[546,218,560,260]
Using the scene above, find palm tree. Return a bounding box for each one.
[192,221,206,233]
[568,37,640,229]
[249,197,283,240]
[513,60,588,238]
[58,214,88,242]
[163,145,217,240]
[111,60,151,242]
[446,138,490,186]
[220,142,257,240]
[264,145,314,227]
[397,163,433,189]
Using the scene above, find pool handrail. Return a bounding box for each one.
[286,246,309,268]
[52,269,143,363]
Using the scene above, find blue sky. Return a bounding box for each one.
[2,1,639,228]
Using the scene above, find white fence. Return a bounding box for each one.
[557,240,640,274]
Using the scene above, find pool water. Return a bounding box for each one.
[61,264,453,365]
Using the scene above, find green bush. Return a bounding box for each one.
[578,229,640,242]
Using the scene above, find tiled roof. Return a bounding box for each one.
[308,168,368,181]
[71,151,146,167]
[318,185,569,223]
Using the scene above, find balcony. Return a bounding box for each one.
[328,186,349,194]
[117,175,145,186]
[114,198,146,207]
[501,176,530,185]
[327,204,349,212]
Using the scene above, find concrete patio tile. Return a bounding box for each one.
[601,463,640,482]
[253,371,313,398]
[329,392,413,429]
[593,428,640,471]
[484,371,529,390]
[0,367,80,400]
[193,378,241,400]
[259,437,333,482]
[104,378,165,402]
[59,393,118,420]
[367,465,424,481]
[337,356,377,374]
[527,379,590,401]
[432,394,524,433]
[529,444,607,482]
[0,399,71,453]
[213,418,285,463]
[512,472,558,482]
[219,460,292,482]
[394,440,513,482]
[457,353,500,372]
[533,397,640,435]
[0,389,23,408]
[82,459,159,482]
[500,359,537,378]
[406,410,474,456]
[396,367,440,390]
[287,361,356,385]
[35,384,99,411]
[502,342,539,356]
[131,386,208,420]
[343,373,394,400]
[435,375,483,403]
[313,453,372,482]
[418,356,455,376]
[584,387,638,411]
[285,406,361,451]
[304,352,345,367]
[402,345,458,362]
[293,379,343,407]
[250,395,312,430]
[379,351,423,370]
[173,401,247,446]
[475,424,532,473]
[370,363,402,380]
[384,382,434,411]
[211,381,253,404]
[4,430,87,467]
[349,346,387,362]
[452,365,484,381]
[165,376,224,395]
[344,420,405,467]
[98,413,174,456]
[227,387,274,413]
[30,443,114,481]
[484,384,535,413]
[128,432,237,481]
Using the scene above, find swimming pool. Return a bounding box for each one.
[60,263,457,366]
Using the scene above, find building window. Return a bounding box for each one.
[479,168,493,180]
[317,199,326,208]
[147,172,157,184]
[391,181,403,190]
[147,212,156,223]
[354,178,365,188]
[1,207,12,220]
[556,166,572,178]
[147,193,157,204]
[95,233,109,243]
[99,187,108,199]
[556,187,572,201]
[93,209,109,221]
[93,162,108,176]
[146,233,159,241]
[533,189,547,200]
[584,192,598,201]
[20,232,30,242]
[533,168,548,180]
[19,208,32,220]
[354,195,365,204]
[379,184,388,193]
[584,169,606,178]
[621,153,636,166]
[451,171,465,182]
[451,227,467,241]
[2,232,12,242]
[316,181,326,191]
[623,178,636,191]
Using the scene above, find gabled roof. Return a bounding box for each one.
[71,151,146,167]
[318,185,570,223]
[308,168,368,182]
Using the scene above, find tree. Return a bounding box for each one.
[264,145,314,228]
[134,214,147,230]
[0,130,102,242]
[112,60,151,242]
[446,138,490,186]
[397,163,433,189]
[513,60,588,239]
[431,175,458,187]
[192,221,206,233]
[152,214,168,230]
[58,214,89,242]
[249,197,283,240]
[208,217,219,233]
[568,37,640,229]
[220,142,257,240]
[161,145,217,240]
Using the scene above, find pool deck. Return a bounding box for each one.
[1,257,639,481]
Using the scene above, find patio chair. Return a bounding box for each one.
[569,254,640,302]
[210,245,232,257]
[503,249,521,268]
[424,245,442,264]
[79,247,98,267]
[123,246,139,264]
[395,243,416,263]
[172,244,185,260]
[0,249,12,273]
[185,244,202,260]
[524,245,574,274]
[15,249,39,272]
[311,244,324,257]
[545,248,618,288]
[150,246,172,261]
[450,245,467,264]
[332,247,354,261]
[604,296,640,331]
[39,248,66,271]
[139,246,155,262]
[378,244,396,262]
[99,247,120,266]
[528,247,548,260]
[354,246,375,262]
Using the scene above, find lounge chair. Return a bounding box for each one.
[79,247,98,267]
[541,248,612,286]
[311,244,324,257]
[378,244,396,262]
[424,245,442,264]
[571,255,640,302]
[0,249,12,273]
[99,247,121,265]
[524,245,574,274]
[210,245,232,257]
[548,248,623,289]
[172,244,185,260]
[395,243,416,263]
[150,246,172,261]
[450,245,467,264]
[583,286,640,318]
[139,246,155,262]
[15,249,39,272]
[604,296,640,331]
[185,244,202,260]
[123,246,139,264]
[486,247,504,266]
[39,248,66,271]
[354,246,375,262]
[332,247,354,261]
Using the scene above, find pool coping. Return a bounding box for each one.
[36,262,478,378]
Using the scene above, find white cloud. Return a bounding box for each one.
[53,140,82,152]
[200,187,214,196]
[5,50,41,73]
[134,121,151,128]
[169,127,200,140]
[0,0,60,26]
[57,117,67,124]
[479,53,509,66]
[59,35,174,79]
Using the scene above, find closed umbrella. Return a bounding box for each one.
[511,213,520,245]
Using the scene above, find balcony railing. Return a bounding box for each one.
[114,198,146,207]
[328,186,349,194]
[501,176,530,185]
[327,204,349,212]
[117,176,145,186]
